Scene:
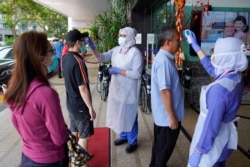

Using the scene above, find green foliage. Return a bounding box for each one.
[4,37,14,45]
[89,0,129,52]
[33,6,68,37]
[0,0,67,38]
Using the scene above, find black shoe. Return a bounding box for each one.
[114,139,127,146]
[125,144,137,153]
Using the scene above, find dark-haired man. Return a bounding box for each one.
[62,29,96,167]
[149,25,185,167]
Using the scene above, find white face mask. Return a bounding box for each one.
[118,37,126,46]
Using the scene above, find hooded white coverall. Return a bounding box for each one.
[98,27,143,144]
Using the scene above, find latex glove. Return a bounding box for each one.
[109,66,121,75]
[85,37,96,50]
[188,151,202,167]
[183,29,201,52]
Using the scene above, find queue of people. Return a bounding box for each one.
[2,22,248,167]
[85,24,248,167]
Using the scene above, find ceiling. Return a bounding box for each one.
[33,0,111,22]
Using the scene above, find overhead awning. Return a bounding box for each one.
[33,0,111,27]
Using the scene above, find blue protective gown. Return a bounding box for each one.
[188,57,244,166]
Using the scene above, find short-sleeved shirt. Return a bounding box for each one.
[62,51,91,120]
[151,49,184,126]
[54,41,64,58]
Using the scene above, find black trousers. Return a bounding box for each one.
[149,122,181,167]
[57,58,62,77]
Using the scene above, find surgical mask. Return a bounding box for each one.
[81,45,86,54]
[47,56,56,70]
[118,37,126,46]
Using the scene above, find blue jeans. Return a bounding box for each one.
[21,153,68,167]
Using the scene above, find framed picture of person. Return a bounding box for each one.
[195,11,250,56]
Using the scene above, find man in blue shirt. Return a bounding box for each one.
[150,25,185,167]
[55,37,64,78]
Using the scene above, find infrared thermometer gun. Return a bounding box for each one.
[183,29,192,44]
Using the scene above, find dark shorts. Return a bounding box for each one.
[70,117,94,138]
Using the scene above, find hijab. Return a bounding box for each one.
[211,37,248,76]
[119,27,137,50]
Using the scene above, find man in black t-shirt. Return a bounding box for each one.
[62,29,96,164]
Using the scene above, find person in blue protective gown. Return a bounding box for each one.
[86,27,143,153]
[184,30,248,167]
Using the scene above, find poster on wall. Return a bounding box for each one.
[199,11,250,56]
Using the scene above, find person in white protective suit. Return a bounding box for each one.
[184,30,248,167]
[86,27,143,153]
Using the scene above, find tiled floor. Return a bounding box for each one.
[0,54,249,167]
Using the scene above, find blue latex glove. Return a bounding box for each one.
[188,151,202,167]
[183,29,201,52]
[109,66,121,75]
[85,37,96,50]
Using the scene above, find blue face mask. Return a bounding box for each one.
[47,55,58,72]
[81,43,86,54]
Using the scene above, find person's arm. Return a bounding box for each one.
[196,50,206,60]
[84,37,100,58]
[196,85,226,152]
[183,29,217,78]
[43,87,68,146]
[85,37,112,62]
[156,62,178,130]
[188,85,226,166]
[109,48,143,78]
[78,84,96,121]
[183,29,206,60]
[160,89,178,129]
[124,49,143,79]
[73,59,96,121]
[92,49,101,58]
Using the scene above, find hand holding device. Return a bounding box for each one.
[183,29,193,44]
[85,37,96,50]
[183,29,201,52]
